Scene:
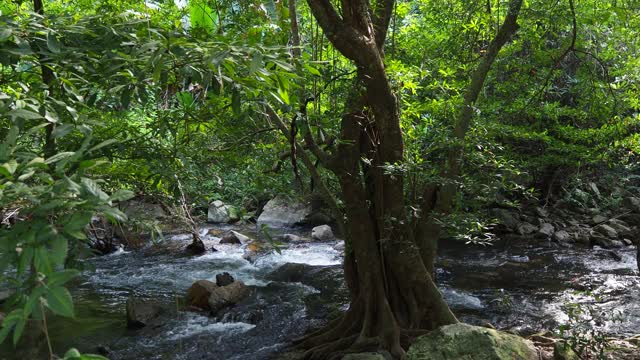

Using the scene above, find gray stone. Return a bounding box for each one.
[623,197,640,212]
[594,224,618,239]
[126,297,164,329]
[538,223,555,237]
[311,225,335,241]
[535,207,549,218]
[619,213,640,226]
[0,289,13,304]
[186,280,218,309]
[220,231,251,245]
[592,214,607,224]
[242,242,262,263]
[219,232,242,245]
[517,222,538,235]
[257,196,312,227]
[208,201,231,223]
[607,219,632,236]
[591,234,624,249]
[208,281,251,315]
[406,323,538,360]
[216,272,235,287]
[490,208,520,230]
[282,233,302,242]
[622,238,633,246]
[588,182,601,198]
[553,230,572,243]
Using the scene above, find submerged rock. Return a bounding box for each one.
[282,233,303,242]
[208,281,251,315]
[186,280,218,309]
[126,297,164,329]
[216,272,235,287]
[311,225,335,241]
[220,232,242,245]
[406,323,538,360]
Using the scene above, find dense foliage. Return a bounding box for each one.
[0,0,638,357]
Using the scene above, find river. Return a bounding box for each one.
[1,224,638,359]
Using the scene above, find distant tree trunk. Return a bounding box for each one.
[272,1,524,358]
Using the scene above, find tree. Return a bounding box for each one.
[265,0,524,358]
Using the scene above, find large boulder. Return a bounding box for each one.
[490,208,520,230]
[537,223,555,238]
[311,225,335,241]
[126,297,164,329]
[553,230,572,243]
[517,222,538,235]
[208,200,233,223]
[622,197,640,212]
[406,323,538,360]
[208,281,251,315]
[594,224,618,239]
[257,196,312,227]
[186,280,218,309]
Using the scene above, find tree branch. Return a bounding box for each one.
[306,0,367,62]
[262,104,345,235]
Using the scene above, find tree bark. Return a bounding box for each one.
[279,0,524,358]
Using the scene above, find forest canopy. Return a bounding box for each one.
[1,0,639,359]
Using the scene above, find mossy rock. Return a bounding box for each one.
[407,323,538,360]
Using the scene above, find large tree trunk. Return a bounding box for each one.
[281,1,524,358]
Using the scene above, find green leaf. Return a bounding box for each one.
[48,270,80,288]
[231,90,241,115]
[52,124,75,138]
[17,247,34,276]
[46,287,74,318]
[0,28,11,42]
[304,64,322,76]
[88,139,117,153]
[45,152,75,164]
[250,52,262,73]
[12,317,26,345]
[0,310,22,344]
[47,32,61,54]
[1,159,17,175]
[26,157,45,167]
[17,170,34,181]
[101,207,128,222]
[109,189,134,202]
[190,0,216,33]
[50,236,68,266]
[34,246,52,274]
[9,108,42,120]
[81,178,109,200]
[63,348,82,359]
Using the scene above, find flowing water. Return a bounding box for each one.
[1,224,638,359]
